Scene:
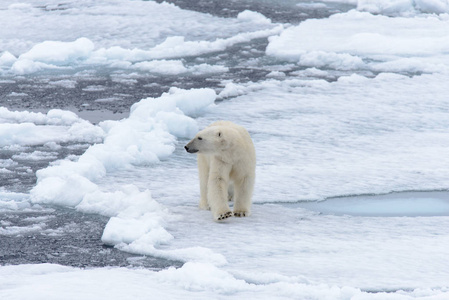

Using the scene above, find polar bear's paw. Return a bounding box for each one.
[216,211,233,221]
[233,211,249,217]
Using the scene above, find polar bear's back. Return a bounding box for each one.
[208,120,242,129]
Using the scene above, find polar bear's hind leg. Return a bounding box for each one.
[232,176,254,217]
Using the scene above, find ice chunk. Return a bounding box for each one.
[19,38,94,65]
[4,25,281,75]
[0,51,16,66]
[0,108,104,147]
[31,175,99,207]
[132,60,187,75]
[102,214,170,245]
[416,0,449,13]
[8,38,94,74]
[237,10,272,25]
[0,223,46,236]
[146,26,283,60]
[12,151,58,161]
[77,186,160,218]
[48,80,77,89]
[10,59,57,75]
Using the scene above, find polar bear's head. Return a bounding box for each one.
[184,125,235,154]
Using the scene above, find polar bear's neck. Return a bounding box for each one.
[215,149,238,165]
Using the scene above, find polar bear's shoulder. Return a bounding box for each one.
[208,121,250,138]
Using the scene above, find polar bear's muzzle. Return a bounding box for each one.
[184,145,199,153]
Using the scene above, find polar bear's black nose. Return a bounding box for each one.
[185,146,199,153]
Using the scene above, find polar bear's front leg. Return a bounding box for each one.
[197,154,209,210]
[233,176,254,217]
[207,160,232,221]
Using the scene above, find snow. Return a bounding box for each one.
[266,10,449,74]
[357,0,449,15]
[211,73,449,202]
[1,262,448,300]
[1,0,449,299]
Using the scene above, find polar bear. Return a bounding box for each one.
[184,121,256,221]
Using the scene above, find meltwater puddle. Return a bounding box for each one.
[292,191,449,217]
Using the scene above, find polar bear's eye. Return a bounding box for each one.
[198,137,202,140]
[218,132,222,137]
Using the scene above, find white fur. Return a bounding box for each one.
[185,121,256,221]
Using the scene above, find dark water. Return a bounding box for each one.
[0,206,181,269]
[154,0,354,23]
[0,143,89,193]
[0,1,354,269]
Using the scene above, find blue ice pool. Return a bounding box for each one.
[293,191,449,217]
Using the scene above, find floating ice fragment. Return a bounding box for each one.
[12,151,58,161]
[19,37,94,64]
[0,51,17,66]
[133,60,187,75]
[48,80,77,89]
[237,10,272,25]
[31,175,99,207]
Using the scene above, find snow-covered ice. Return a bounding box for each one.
[1,0,449,299]
[356,0,449,15]
[0,108,103,147]
[266,10,449,74]
[0,0,282,75]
